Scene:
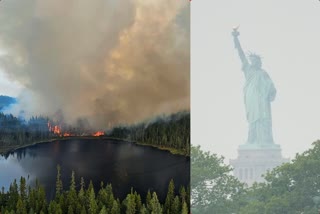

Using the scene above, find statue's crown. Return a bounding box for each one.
[247,52,262,60]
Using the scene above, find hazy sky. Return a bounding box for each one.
[0,69,22,96]
[0,0,189,128]
[192,0,320,161]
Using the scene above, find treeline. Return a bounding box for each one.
[192,141,320,214]
[0,111,190,155]
[0,166,190,214]
[108,111,190,156]
[0,113,53,152]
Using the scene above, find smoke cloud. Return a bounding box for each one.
[0,0,190,128]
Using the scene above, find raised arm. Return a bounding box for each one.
[232,29,249,66]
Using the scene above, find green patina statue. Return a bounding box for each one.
[232,28,277,148]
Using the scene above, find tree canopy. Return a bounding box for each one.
[0,168,190,214]
[239,140,320,214]
[192,141,320,213]
[191,145,246,214]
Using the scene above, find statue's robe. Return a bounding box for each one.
[242,63,276,145]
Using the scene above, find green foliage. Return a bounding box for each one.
[7,179,19,211]
[16,197,27,214]
[110,200,120,214]
[124,191,136,214]
[181,201,188,214]
[171,196,181,214]
[189,140,320,213]
[239,140,320,213]
[19,177,27,202]
[108,111,190,155]
[48,201,62,214]
[78,177,86,205]
[67,171,77,211]
[56,165,63,199]
[150,192,162,214]
[139,204,148,214]
[96,183,114,212]
[146,190,152,212]
[99,206,107,214]
[88,188,98,214]
[68,205,74,214]
[0,113,52,153]
[191,145,246,214]
[0,166,190,214]
[164,179,175,214]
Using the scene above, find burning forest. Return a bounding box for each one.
[0,110,108,155]
[0,109,190,156]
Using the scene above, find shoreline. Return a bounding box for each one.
[0,136,189,157]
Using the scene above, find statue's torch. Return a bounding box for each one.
[232,25,240,37]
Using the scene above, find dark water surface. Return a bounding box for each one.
[0,139,190,201]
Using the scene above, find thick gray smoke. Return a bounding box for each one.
[0,0,190,128]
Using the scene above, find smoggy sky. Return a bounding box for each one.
[0,0,190,128]
[192,0,320,161]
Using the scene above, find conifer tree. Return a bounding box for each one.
[67,171,77,211]
[110,200,120,214]
[186,186,190,210]
[56,165,63,199]
[140,204,148,214]
[181,201,188,214]
[179,186,186,205]
[150,192,162,214]
[164,179,175,214]
[7,179,19,211]
[16,198,27,214]
[34,179,47,214]
[78,177,86,205]
[68,205,74,214]
[88,188,98,214]
[171,196,181,214]
[80,205,87,214]
[97,182,107,210]
[134,190,142,212]
[125,191,136,214]
[146,190,152,212]
[19,177,27,202]
[99,206,107,214]
[105,184,115,210]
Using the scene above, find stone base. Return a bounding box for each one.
[230,144,289,186]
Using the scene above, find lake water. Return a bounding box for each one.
[0,139,190,202]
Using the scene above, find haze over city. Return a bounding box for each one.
[192,0,320,161]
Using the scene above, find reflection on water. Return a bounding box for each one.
[0,139,190,201]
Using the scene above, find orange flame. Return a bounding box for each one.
[48,122,63,136]
[48,121,103,137]
[93,131,104,136]
[53,125,61,135]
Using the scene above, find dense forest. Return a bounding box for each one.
[107,111,190,156]
[0,113,53,153]
[191,141,320,214]
[0,111,190,156]
[0,166,190,214]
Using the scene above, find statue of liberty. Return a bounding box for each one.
[232,28,277,146]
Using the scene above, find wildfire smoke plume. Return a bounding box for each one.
[0,0,190,129]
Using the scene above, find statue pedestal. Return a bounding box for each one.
[230,144,289,186]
